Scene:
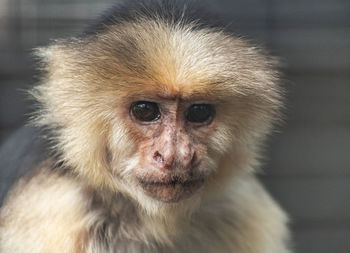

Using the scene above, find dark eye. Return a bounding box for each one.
[131,101,160,122]
[186,104,215,123]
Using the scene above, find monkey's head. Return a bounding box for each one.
[34,17,281,214]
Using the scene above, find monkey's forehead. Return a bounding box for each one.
[38,18,278,101]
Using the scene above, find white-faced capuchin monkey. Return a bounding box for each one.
[0,0,292,252]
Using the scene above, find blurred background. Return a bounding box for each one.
[0,0,349,252]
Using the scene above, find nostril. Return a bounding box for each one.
[190,152,197,167]
[153,151,164,164]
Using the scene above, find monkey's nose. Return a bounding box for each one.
[152,148,197,171]
[153,151,172,170]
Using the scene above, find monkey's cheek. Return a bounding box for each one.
[139,181,204,203]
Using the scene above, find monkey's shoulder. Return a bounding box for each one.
[0,125,53,205]
[0,165,90,253]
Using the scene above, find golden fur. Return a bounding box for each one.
[0,13,290,253]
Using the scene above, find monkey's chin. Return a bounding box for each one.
[138,178,204,203]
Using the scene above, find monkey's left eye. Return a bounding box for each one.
[131,101,161,122]
[186,104,215,123]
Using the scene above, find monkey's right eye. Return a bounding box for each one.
[131,101,161,122]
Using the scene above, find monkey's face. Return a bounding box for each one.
[35,20,281,210]
[123,98,217,203]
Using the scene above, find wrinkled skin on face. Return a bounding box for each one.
[124,96,218,202]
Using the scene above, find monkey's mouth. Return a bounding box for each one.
[137,177,204,203]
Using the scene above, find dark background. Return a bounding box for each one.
[0,0,349,252]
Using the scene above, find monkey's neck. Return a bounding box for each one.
[84,186,205,247]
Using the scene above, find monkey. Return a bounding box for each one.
[0,0,292,252]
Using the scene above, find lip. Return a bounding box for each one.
[137,177,204,203]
